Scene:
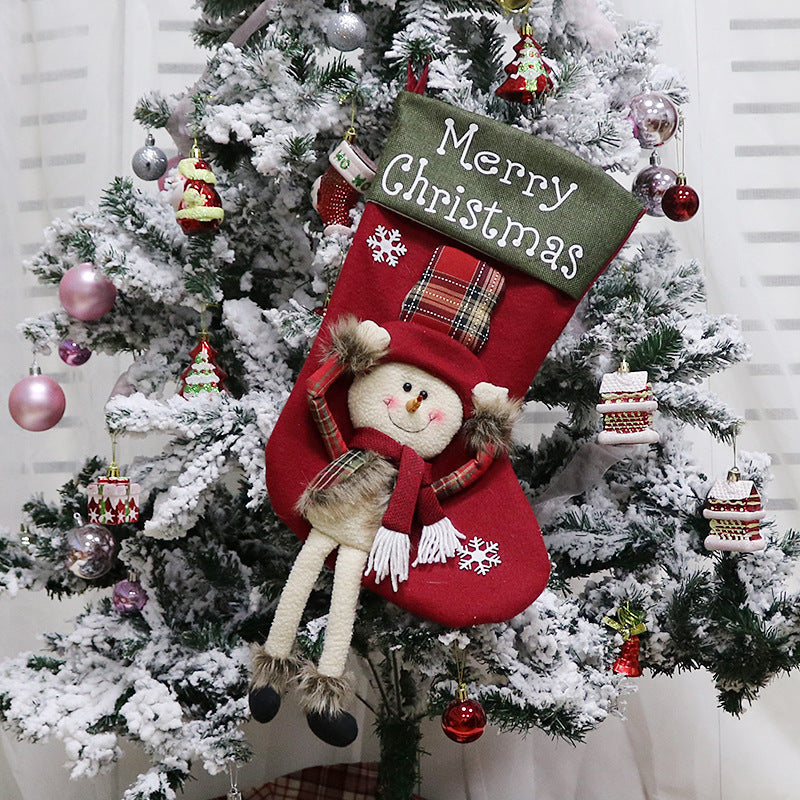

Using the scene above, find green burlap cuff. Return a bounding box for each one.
[367,93,643,299]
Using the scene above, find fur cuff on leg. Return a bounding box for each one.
[250,646,303,694]
[296,663,355,715]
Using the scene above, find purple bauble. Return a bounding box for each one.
[629,92,679,148]
[59,339,92,366]
[65,522,116,579]
[632,164,678,217]
[59,262,117,321]
[112,578,149,613]
[8,372,66,431]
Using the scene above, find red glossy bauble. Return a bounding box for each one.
[661,175,700,221]
[441,696,487,743]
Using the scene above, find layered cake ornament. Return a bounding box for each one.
[703,466,766,553]
[596,360,659,444]
[88,441,141,525]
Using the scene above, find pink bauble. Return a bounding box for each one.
[59,263,117,321]
[8,374,66,431]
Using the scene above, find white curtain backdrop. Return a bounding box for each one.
[0,1,798,798]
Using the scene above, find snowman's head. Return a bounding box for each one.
[348,362,463,460]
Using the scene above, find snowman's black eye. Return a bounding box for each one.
[402,382,413,392]
[419,390,428,400]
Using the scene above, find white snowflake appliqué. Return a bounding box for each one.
[366,225,407,267]
[458,537,501,576]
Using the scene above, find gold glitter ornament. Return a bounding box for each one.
[496,0,532,11]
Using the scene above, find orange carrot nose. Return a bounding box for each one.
[406,394,423,413]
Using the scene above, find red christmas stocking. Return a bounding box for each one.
[266,92,643,628]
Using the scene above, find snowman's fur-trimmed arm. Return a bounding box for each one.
[463,381,522,456]
[326,315,390,375]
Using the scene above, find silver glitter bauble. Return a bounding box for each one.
[326,1,367,51]
[131,133,168,181]
[631,154,678,217]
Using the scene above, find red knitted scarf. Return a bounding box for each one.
[350,427,445,534]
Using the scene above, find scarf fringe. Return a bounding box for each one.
[365,526,410,591]
[412,517,465,566]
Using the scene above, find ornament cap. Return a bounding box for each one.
[648,150,660,166]
[343,125,357,144]
[455,681,468,701]
[145,133,156,147]
[727,466,741,482]
[676,172,688,185]
[190,140,202,160]
[618,358,630,373]
[29,363,42,376]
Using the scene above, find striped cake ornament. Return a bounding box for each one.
[703,464,766,553]
[596,359,659,445]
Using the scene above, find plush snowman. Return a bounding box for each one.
[249,314,519,746]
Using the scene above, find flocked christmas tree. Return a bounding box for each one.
[3,2,800,800]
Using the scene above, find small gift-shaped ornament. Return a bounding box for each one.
[179,332,229,398]
[596,360,659,444]
[310,126,376,235]
[88,441,140,525]
[604,602,647,677]
[703,466,766,553]
[175,141,224,235]
[495,24,554,105]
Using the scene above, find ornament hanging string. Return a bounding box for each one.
[227,760,242,800]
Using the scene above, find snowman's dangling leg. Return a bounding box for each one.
[249,529,337,724]
[298,541,369,747]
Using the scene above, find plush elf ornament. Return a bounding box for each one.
[253,91,644,745]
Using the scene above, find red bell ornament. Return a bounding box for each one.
[441,683,487,743]
[495,24,553,105]
[661,173,700,221]
[175,143,224,235]
[603,602,647,677]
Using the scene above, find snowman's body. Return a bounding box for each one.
[266,356,465,678]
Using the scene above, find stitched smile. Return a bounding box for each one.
[387,410,430,434]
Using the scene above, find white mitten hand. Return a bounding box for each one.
[355,319,391,353]
[471,381,509,410]
[365,526,409,592]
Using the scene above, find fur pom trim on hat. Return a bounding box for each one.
[462,381,522,455]
[327,315,390,375]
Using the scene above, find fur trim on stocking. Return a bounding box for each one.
[327,315,390,375]
[463,382,523,455]
[296,662,355,715]
[250,646,304,694]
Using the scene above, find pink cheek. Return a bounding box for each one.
[384,395,401,410]
[428,409,446,425]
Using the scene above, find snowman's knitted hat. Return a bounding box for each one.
[382,245,505,415]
